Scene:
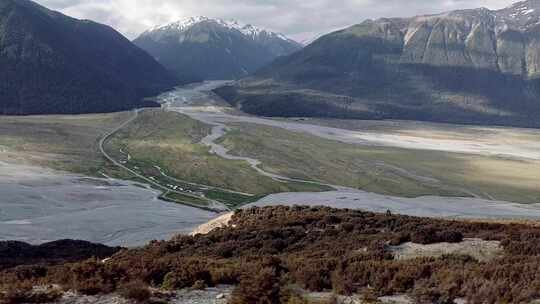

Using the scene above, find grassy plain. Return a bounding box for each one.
[2,109,537,205]
[0,110,330,208]
[218,122,540,204]
[104,110,330,202]
[0,112,133,179]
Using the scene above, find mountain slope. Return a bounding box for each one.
[0,0,177,115]
[3,207,540,303]
[215,0,540,128]
[133,17,302,81]
[0,240,120,270]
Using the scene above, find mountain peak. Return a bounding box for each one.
[497,0,540,30]
[504,0,540,10]
[142,17,295,43]
[134,16,302,81]
[148,16,211,32]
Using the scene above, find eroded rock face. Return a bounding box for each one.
[384,2,540,78]
[497,30,526,75]
[287,0,540,79]
[402,10,497,69]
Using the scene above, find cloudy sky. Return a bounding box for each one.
[35,0,518,42]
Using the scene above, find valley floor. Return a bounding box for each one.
[1,81,540,246]
[162,81,540,204]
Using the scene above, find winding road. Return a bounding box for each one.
[160,87,341,190]
[98,109,229,213]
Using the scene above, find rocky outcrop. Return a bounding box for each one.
[402,10,498,70]
[348,3,540,78]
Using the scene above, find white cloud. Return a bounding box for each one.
[34,0,518,41]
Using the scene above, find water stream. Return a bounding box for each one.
[156,81,540,220]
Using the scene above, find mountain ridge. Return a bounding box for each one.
[214,0,540,128]
[0,0,177,115]
[133,17,302,81]
[142,16,296,44]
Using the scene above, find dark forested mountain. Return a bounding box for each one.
[0,239,120,270]
[215,0,540,128]
[0,0,177,115]
[133,17,302,81]
[4,207,540,302]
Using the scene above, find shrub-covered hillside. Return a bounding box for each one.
[2,206,540,303]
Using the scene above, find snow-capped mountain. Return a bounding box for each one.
[145,16,294,43]
[496,0,540,30]
[134,17,302,80]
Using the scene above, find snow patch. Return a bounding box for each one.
[145,16,293,43]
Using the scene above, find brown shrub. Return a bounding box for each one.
[229,267,282,304]
[191,280,207,290]
[118,281,152,303]
[284,295,308,304]
[359,289,379,303]
[0,283,62,304]
[161,264,211,290]
[410,226,463,244]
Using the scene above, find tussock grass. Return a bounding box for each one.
[218,122,540,203]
